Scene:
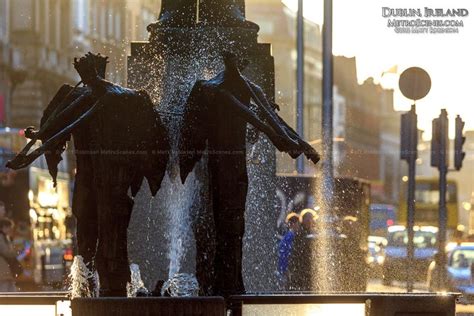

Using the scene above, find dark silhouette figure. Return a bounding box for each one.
[179,53,319,296]
[7,53,170,297]
[147,0,258,30]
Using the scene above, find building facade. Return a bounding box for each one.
[246,1,401,203]
[0,0,159,129]
[246,0,323,174]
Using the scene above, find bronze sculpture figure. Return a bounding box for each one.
[179,52,320,296]
[7,53,170,297]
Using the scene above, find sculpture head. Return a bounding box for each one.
[285,212,301,232]
[74,52,109,85]
[222,51,249,74]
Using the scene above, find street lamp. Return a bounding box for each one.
[296,0,305,174]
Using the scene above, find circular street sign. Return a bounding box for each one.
[398,67,431,101]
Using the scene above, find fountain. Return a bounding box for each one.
[1,0,460,315]
[126,0,282,295]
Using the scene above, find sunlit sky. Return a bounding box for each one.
[283,0,474,138]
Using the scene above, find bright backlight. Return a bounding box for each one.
[242,303,365,316]
[0,305,56,316]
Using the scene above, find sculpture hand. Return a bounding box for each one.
[24,126,39,139]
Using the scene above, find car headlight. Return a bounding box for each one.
[376,255,385,264]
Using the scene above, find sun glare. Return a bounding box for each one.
[281,0,474,135]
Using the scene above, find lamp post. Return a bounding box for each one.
[322,0,334,206]
[296,0,305,174]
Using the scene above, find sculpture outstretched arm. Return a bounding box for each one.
[7,98,104,170]
[218,90,291,150]
[244,81,320,164]
[272,110,320,164]
[219,52,320,164]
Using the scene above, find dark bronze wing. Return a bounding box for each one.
[179,80,209,184]
[131,90,171,197]
[41,85,89,185]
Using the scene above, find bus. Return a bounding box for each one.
[275,174,371,291]
[398,176,458,231]
[0,127,74,289]
[370,204,396,236]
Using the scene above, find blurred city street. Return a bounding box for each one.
[1,0,474,315]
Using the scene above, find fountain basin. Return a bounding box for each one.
[71,297,225,316]
[0,292,460,316]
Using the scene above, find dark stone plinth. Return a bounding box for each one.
[229,293,459,316]
[71,297,225,316]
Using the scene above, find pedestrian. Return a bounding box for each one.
[287,209,318,291]
[0,218,19,292]
[300,208,317,235]
[0,201,6,219]
[277,212,300,288]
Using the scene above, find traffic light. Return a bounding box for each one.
[400,105,417,161]
[431,117,440,167]
[431,110,449,169]
[454,115,466,170]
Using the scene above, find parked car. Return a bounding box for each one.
[367,236,386,277]
[427,244,474,302]
[382,225,438,285]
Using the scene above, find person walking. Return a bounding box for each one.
[0,218,18,292]
[0,201,6,219]
[277,213,300,289]
[287,209,318,291]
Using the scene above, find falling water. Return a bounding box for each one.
[127,263,149,297]
[68,256,97,299]
[128,27,278,293]
[313,190,335,292]
[161,273,199,297]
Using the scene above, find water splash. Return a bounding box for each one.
[313,177,336,293]
[68,255,96,298]
[161,273,199,297]
[127,263,149,297]
[128,28,278,292]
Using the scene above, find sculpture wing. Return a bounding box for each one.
[40,85,88,185]
[179,80,209,184]
[132,90,171,197]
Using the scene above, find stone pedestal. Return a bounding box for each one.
[127,26,278,292]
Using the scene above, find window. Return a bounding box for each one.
[450,249,474,268]
[115,11,121,40]
[0,0,6,40]
[388,230,437,249]
[75,0,89,34]
[11,0,33,31]
[107,6,114,38]
[415,182,457,204]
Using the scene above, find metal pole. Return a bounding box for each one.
[322,0,334,203]
[406,105,417,293]
[296,0,305,174]
[438,109,448,289]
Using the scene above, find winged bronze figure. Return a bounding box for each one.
[179,52,320,296]
[7,53,170,297]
